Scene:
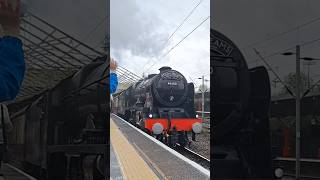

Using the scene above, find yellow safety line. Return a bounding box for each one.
[110,119,159,180]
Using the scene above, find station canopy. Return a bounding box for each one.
[16,12,106,102]
[115,66,141,93]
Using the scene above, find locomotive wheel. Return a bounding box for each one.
[168,128,178,147]
[47,153,67,180]
[142,127,151,135]
[83,155,104,180]
[178,132,189,147]
[40,168,47,180]
[124,110,130,121]
[167,136,172,147]
[156,134,163,141]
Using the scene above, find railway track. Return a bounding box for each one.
[175,144,210,170]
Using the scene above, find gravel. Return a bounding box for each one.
[188,130,210,160]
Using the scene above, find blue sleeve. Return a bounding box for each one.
[0,36,25,101]
[110,72,118,94]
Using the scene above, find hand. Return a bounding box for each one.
[0,0,20,37]
[110,58,118,71]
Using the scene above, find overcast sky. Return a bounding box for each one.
[111,0,210,90]
[213,0,320,95]
[27,0,107,49]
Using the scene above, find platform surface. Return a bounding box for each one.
[110,144,124,180]
[111,114,210,180]
[110,118,159,180]
[0,163,35,180]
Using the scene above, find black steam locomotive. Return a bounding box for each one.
[211,29,273,178]
[7,57,109,180]
[113,67,202,147]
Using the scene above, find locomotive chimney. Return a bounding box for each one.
[159,66,172,72]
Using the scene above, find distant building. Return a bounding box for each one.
[194,91,210,112]
[270,92,320,158]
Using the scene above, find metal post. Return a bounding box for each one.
[307,62,310,89]
[201,75,205,121]
[0,105,7,163]
[296,45,301,180]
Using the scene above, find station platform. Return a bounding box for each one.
[274,157,320,179]
[110,114,210,180]
[110,118,158,180]
[0,163,36,180]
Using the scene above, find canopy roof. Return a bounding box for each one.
[17,12,106,101]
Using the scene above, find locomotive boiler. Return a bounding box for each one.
[7,56,109,180]
[211,29,273,178]
[114,67,202,147]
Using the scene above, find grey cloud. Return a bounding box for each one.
[111,0,210,85]
[111,0,169,58]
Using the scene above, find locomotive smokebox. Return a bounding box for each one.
[153,67,188,107]
[211,29,272,178]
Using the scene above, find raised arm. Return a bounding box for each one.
[110,58,118,94]
[0,0,25,101]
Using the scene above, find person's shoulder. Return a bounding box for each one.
[0,36,23,49]
[2,36,22,43]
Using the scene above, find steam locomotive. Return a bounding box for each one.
[7,57,109,180]
[211,29,273,178]
[113,67,202,147]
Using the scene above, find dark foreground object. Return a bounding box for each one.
[211,29,273,179]
[0,163,35,180]
[6,57,109,180]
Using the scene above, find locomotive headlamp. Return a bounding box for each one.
[192,122,202,134]
[196,114,199,118]
[152,123,163,135]
[274,168,284,178]
[149,114,153,118]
